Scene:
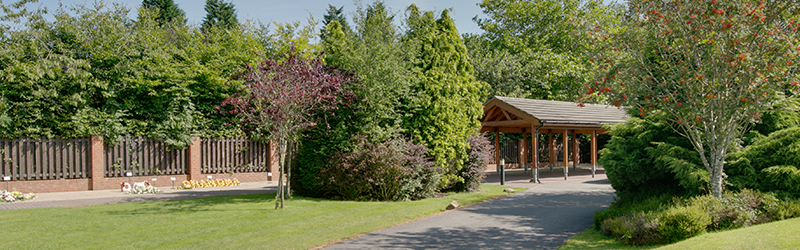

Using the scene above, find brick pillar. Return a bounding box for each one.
[268,140,279,174]
[187,137,202,180]
[90,135,105,190]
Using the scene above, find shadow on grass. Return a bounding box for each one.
[104,190,331,215]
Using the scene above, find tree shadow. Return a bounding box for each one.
[328,190,615,250]
[103,187,282,214]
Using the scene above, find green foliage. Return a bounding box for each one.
[141,0,186,26]
[0,2,264,147]
[597,189,800,246]
[321,1,412,139]
[761,166,800,195]
[403,5,488,176]
[468,0,621,100]
[657,205,710,243]
[201,0,238,32]
[600,116,706,199]
[727,127,800,196]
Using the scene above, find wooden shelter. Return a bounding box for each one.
[480,96,628,181]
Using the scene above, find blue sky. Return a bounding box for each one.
[32,0,488,34]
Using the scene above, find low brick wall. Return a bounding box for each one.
[1,136,278,194]
[2,179,91,193]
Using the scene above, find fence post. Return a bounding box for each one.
[90,135,105,190]
[188,137,202,180]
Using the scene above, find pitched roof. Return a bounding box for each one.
[491,96,629,125]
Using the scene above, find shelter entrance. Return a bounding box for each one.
[480,96,628,182]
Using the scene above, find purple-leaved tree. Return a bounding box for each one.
[219,49,354,209]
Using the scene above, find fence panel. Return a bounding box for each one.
[104,136,187,177]
[0,137,90,181]
[201,138,269,174]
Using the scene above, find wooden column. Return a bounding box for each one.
[494,131,500,172]
[563,129,569,180]
[548,132,554,172]
[532,126,540,183]
[521,132,528,173]
[591,130,598,178]
[572,130,578,171]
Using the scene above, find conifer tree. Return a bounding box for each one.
[320,5,350,40]
[403,5,488,184]
[141,0,186,26]
[202,0,239,32]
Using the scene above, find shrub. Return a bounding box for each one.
[602,212,663,245]
[320,135,438,201]
[657,205,710,243]
[600,115,705,200]
[447,132,493,192]
[726,127,800,196]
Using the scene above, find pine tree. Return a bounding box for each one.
[320,5,350,40]
[141,0,186,26]
[202,0,239,32]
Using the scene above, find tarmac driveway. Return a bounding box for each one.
[325,167,615,250]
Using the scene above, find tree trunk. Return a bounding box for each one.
[275,140,286,209]
[286,140,293,199]
[710,154,725,198]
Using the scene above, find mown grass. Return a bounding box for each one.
[560,217,800,249]
[0,184,518,250]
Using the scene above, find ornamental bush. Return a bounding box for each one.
[657,205,710,243]
[320,135,439,201]
[600,115,706,200]
[446,132,493,192]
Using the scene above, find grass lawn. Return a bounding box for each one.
[1,184,518,249]
[560,217,800,249]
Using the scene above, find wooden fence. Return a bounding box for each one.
[201,138,270,174]
[0,136,271,182]
[104,136,188,178]
[0,137,92,181]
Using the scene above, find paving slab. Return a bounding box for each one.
[325,167,614,250]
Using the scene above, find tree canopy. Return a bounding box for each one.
[582,0,800,197]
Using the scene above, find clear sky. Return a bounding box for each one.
[31,0,488,35]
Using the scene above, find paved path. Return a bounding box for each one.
[0,181,278,211]
[325,166,615,250]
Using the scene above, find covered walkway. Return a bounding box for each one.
[480,96,628,182]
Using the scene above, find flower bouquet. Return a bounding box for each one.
[121,182,162,194]
[178,178,240,189]
[1,190,36,202]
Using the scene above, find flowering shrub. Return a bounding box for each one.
[178,178,240,189]
[2,190,36,202]
[121,182,162,194]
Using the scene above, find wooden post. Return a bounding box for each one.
[592,130,598,178]
[532,126,540,183]
[494,131,500,174]
[563,130,569,180]
[548,132,554,172]
[572,130,578,171]
[521,133,528,174]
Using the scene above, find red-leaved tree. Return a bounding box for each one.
[582,0,800,197]
[219,49,354,209]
